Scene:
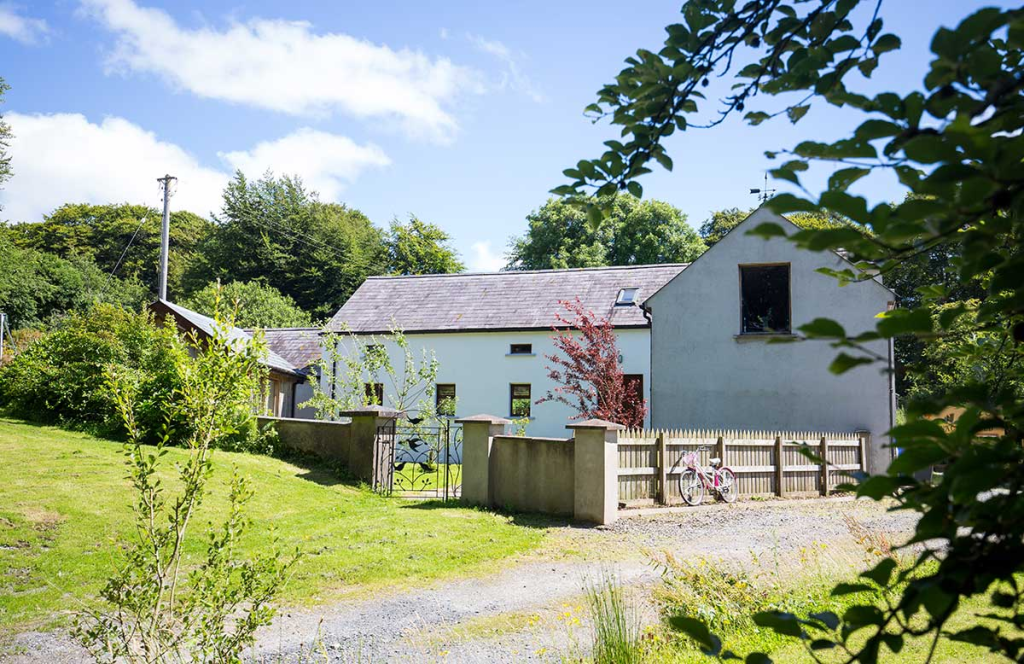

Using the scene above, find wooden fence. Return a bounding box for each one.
[617,428,868,507]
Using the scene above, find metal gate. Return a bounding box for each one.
[374,416,462,500]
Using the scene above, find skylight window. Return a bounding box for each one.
[616,287,640,306]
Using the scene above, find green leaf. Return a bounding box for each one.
[668,615,722,655]
[854,119,903,140]
[747,222,787,239]
[787,105,810,123]
[829,353,874,374]
[872,34,901,55]
[800,318,846,339]
[876,308,934,337]
[888,443,950,475]
[626,181,643,198]
[828,167,870,192]
[855,475,900,500]
[810,611,840,630]
[753,611,804,638]
[832,582,873,596]
[861,558,897,587]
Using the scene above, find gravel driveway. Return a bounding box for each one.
[3,497,918,663]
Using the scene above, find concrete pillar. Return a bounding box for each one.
[341,406,402,482]
[567,419,624,525]
[456,414,510,507]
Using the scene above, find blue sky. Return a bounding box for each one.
[0,0,1005,270]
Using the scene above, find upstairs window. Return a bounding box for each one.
[436,383,457,416]
[509,343,533,355]
[616,287,640,306]
[364,382,384,405]
[740,264,791,334]
[510,384,532,418]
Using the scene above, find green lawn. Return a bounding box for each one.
[0,418,547,633]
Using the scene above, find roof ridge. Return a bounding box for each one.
[365,263,690,280]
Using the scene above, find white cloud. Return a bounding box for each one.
[468,240,507,272]
[467,34,543,103]
[439,27,449,40]
[80,0,482,141]
[1,112,228,222]
[219,129,390,202]
[0,113,389,224]
[0,4,50,44]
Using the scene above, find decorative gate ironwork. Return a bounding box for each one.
[374,416,462,500]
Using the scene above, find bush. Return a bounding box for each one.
[182,280,312,329]
[0,303,180,438]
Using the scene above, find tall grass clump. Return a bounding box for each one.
[584,573,645,664]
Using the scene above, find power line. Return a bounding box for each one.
[100,216,149,296]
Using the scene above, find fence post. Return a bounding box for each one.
[657,432,667,505]
[856,430,871,474]
[774,434,785,498]
[568,419,624,525]
[715,435,725,465]
[457,414,510,508]
[341,406,402,483]
[819,436,829,496]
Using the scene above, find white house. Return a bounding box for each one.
[325,206,896,472]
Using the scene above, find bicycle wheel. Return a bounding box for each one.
[716,468,738,503]
[678,469,705,506]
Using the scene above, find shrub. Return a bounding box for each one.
[0,303,180,438]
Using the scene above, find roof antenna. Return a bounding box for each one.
[749,172,776,205]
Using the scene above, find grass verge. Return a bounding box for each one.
[0,417,548,633]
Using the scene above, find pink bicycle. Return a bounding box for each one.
[677,445,738,506]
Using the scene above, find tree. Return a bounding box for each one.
[10,203,213,299]
[384,215,464,275]
[0,303,179,437]
[75,305,295,661]
[182,280,312,329]
[699,207,853,246]
[0,231,149,330]
[564,2,1024,661]
[187,172,386,319]
[0,77,11,209]
[538,299,647,429]
[508,194,706,270]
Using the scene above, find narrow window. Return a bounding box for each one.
[623,374,644,406]
[509,343,533,355]
[510,384,532,418]
[364,382,384,405]
[436,383,457,416]
[740,265,791,334]
[616,287,639,306]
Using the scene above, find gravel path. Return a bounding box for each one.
[2,497,918,663]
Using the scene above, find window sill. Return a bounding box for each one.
[733,333,797,343]
[506,353,536,357]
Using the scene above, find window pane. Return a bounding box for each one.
[436,384,456,415]
[740,265,791,334]
[510,384,531,417]
[510,343,532,355]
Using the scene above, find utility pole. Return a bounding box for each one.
[156,174,177,300]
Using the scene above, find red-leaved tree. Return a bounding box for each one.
[537,299,647,428]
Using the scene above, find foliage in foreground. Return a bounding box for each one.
[73,305,297,663]
[563,1,1024,661]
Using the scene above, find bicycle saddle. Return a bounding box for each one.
[709,457,722,466]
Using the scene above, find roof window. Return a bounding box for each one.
[616,287,640,306]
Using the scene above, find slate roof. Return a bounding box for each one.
[260,328,321,373]
[151,300,302,376]
[327,264,688,333]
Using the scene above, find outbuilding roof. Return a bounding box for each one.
[327,264,687,333]
[260,328,321,373]
[150,300,303,376]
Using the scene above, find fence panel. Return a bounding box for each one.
[617,428,867,507]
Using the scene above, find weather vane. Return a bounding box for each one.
[749,172,776,204]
